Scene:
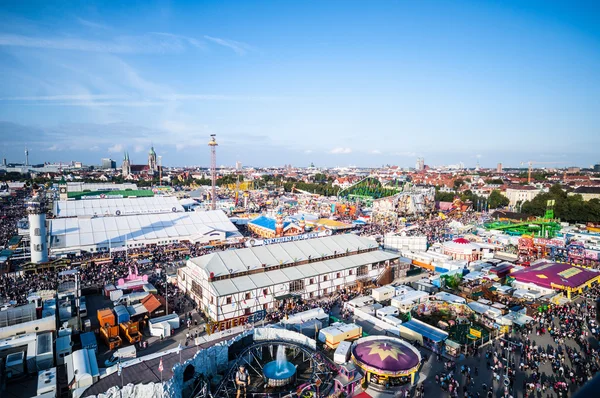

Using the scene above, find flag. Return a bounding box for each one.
[158,358,163,373]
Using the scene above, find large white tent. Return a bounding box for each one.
[53,196,184,218]
[49,210,241,254]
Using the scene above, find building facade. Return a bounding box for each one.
[503,186,541,207]
[177,235,401,324]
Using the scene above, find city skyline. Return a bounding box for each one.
[0,1,599,167]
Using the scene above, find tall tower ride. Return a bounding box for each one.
[208,135,218,211]
[26,188,48,264]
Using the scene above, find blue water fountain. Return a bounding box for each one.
[263,345,297,387]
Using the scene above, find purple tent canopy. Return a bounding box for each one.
[352,337,420,376]
[511,262,598,289]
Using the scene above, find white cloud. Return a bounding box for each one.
[175,143,186,151]
[475,154,483,158]
[89,145,100,151]
[46,144,60,151]
[107,144,123,153]
[134,145,145,153]
[370,149,381,154]
[76,17,111,31]
[204,35,253,55]
[330,147,352,154]
[0,32,204,54]
[304,149,313,154]
[394,151,417,157]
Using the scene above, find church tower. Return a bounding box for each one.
[122,152,131,177]
[58,176,68,201]
[148,146,157,174]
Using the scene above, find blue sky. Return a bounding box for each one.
[0,0,598,168]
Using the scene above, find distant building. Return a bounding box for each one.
[497,163,502,173]
[594,163,600,173]
[235,161,242,171]
[122,146,158,178]
[415,158,425,171]
[101,158,116,169]
[503,185,541,207]
[569,186,600,201]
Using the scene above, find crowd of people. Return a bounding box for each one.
[0,191,27,251]
[427,292,600,398]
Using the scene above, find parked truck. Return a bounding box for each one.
[119,320,142,344]
[97,308,122,350]
[100,324,122,350]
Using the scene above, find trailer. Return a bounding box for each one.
[80,331,97,353]
[119,321,142,344]
[113,292,149,307]
[333,340,352,364]
[37,367,57,397]
[344,296,374,313]
[35,332,53,371]
[371,285,396,302]
[114,305,130,324]
[318,323,362,349]
[65,349,99,391]
[375,306,400,320]
[390,291,430,313]
[0,332,37,374]
[100,325,122,350]
[148,313,180,338]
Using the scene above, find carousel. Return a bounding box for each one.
[441,237,482,261]
[351,336,421,390]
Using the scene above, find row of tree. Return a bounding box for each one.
[521,184,600,223]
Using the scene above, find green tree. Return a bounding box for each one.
[488,190,509,209]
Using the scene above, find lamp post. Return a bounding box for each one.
[499,337,521,388]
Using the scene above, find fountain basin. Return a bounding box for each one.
[263,361,297,387]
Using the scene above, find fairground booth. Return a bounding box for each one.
[351,336,421,390]
[396,318,448,354]
[510,262,600,299]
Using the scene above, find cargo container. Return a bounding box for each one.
[80,331,97,353]
[318,322,362,349]
[333,340,352,364]
[97,308,116,328]
[113,305,130,324]
[142,283,157,294]
[148,313,180,338]
[119,321,142,344]
[110,289,123,302]
[104,284,116,298]
[55,335,72,365]
[80,296,87,318]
